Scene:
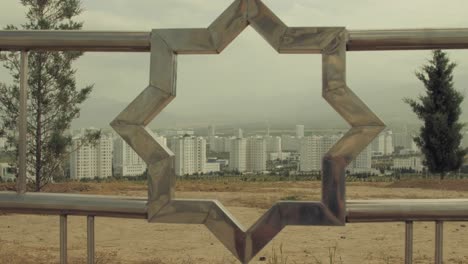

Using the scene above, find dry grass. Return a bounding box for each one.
[2,179,468,263]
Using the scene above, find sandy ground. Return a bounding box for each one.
[1,180,468,263]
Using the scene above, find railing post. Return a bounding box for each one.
[435,221,443,264]
[87,216,95,264]
[60,215,67,264]
[16,50,28,194]
[405,221,413,264]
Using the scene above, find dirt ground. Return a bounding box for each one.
[1,179,468,263]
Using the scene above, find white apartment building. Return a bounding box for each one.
[208,125,216,137]
[229,138,247,172]
[372,131,394,156]
[169,136,206,176]
[246,137,267,172]
[300,134,373,173]
[299,135,340,171]
[209,136,233,153]
[265,136,282,153]
[229,137,267,172]
[296,125,305,138]
[349,145,373,174]
[281,135,299,151]
[392,155,424,172]
[235,128,243,138]
[70,134,113,179]
[113,135,167,177]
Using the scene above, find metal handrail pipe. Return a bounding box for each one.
[347,199,468,222]
[0,31,150,52]
[0,192,147,219]
[347,28,468,51]
[1,28,468,52]
[1,193,468,222]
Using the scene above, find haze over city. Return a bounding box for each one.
[1,0,467,130]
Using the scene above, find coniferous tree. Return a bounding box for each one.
[0,0,99,191]
[405,50,466,179]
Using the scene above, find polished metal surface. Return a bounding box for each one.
[348,28,468,51]
[16,51,28,194]
[435,221,443,264]
[405,221,413,264]
[0,192,147,218]
[87,216,95,264]
[0,31,149,52]
[3,28,468,52]
[60,215,67,264]
[2,192,468,221]
[347,199,468,222]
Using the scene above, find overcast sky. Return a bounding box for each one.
[1,0,467,129]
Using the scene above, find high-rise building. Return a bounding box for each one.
[229,138,247,172]
[300,134,372,173]
[209,136,233,152]
[281,135,299,151]
[236,128,243,138]
[246,137,267,172]
[296,125,305,138]
[393,131,412,150]
[113,135,166,177]
[372,131,394,155]
[229,137,267,172]
[349,145,372,173]
[169,136,206,176]
[208,125,216,137]
[265,135,282,157]
[70,134,113,179]
[299,135,340,172]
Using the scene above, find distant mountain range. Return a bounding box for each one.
[72,96,466,132]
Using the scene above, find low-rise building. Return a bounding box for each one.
[392,154,424,172]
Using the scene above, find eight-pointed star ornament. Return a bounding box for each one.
[110,0,385,263]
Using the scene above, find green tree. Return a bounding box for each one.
[0,0,99,191]
[404,50,466,179]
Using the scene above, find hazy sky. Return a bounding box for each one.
[1,0,467,129]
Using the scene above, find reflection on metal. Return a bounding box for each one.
[346,199,468,222]
[405,221,413,264]
[108,1,382,262]
[87,216,95,264]
[60,215,67,264]
[0,31,150,52]
[16,51,28,194]
[2,192,468,222]
[3,28,468,52]
[435,221,443,264]
[347,28,468,51]
[1,0,468,263]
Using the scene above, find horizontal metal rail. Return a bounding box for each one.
[1,28,468,52]
[0,192,147,219]
[0,192,463,263]
[1,192,468,222]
